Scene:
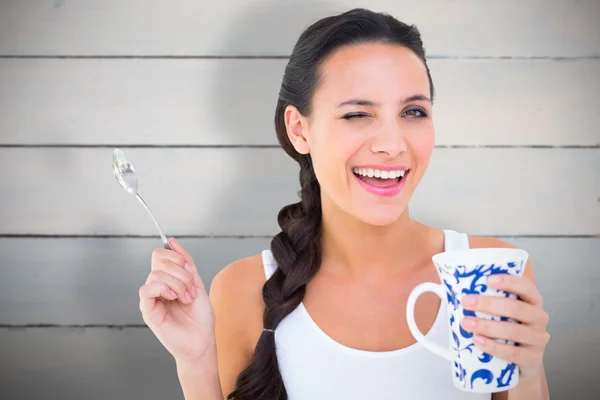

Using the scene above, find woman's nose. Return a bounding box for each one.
[369,123,408,157]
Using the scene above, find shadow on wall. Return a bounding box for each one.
[201,0,343,243]
[71,2,357,328]
[208,0,343,140]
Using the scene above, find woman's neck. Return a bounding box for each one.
[319,196,442,280]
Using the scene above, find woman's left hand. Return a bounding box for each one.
[460,273,551,382]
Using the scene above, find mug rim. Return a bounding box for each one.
[432,247,529,266]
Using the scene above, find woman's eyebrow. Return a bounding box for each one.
[402,94,431,104]
[336,94,431,108]
[336,98,380,108]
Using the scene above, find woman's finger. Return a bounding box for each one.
[150,258,196,297]
[139,281,177,315]
[487,274,543,306]
[461,317,550,346]
[146,270,193,304]
[152,247,187,272]
[168,238,205,291]
[472,334,542,366]
[462,295,549,326]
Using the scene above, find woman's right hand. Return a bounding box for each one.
[139,238,216,364]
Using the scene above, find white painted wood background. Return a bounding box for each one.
[0,0,598,399]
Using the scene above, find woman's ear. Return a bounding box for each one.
[284,105,310,155]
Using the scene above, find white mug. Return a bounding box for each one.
[406,247,529,393]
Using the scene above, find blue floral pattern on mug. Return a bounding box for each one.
[438,258,525,392]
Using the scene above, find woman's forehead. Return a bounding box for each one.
[315,43,430,105]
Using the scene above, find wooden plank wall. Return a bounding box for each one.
[1,1,598,399]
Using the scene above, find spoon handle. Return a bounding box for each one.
[135,193,174,251]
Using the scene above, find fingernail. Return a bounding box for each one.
[169,290,177,298]
[474,335,487,345]
[184,291,191,302]
[184,263,193,273]
[463,296,476,306]
[462,317,476,329]
[488,275,502,285]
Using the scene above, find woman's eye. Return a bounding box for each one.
[342,113,369,120]
[403,108,427,118]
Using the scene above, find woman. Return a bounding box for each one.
[139,8,550,400]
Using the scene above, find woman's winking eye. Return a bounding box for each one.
[341,112,370,120]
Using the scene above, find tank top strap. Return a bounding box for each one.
[443,229,470,251]
[261,249,278,280]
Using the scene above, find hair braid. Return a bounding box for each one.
[227,155,321,400]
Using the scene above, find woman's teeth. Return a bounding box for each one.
[352,167,407,179]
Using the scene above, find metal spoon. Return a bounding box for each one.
[112,148,173,251]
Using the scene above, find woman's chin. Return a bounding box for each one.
[354,207,407,227]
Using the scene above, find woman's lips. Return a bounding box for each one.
[353,169,410,197]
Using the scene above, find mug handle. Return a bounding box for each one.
[406,282,453,361]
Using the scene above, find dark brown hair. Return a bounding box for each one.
[227,7,434,399]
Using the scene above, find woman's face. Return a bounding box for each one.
[286,42,435,226]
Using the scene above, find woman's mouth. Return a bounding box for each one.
[351,167,410,196]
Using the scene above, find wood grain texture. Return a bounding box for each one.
[0,237,597,325]
[0,148,597,236]
[0,238,270,325]
[1,326,598,399]
[0,0,598,57]
[0,327,184,400]
[1,58,598,146]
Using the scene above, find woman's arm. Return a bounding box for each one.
[176,349,224,400]
[492,367,549,399]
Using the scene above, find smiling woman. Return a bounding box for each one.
[138,7,550,400]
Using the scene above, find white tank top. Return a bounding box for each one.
[261,229,490,400]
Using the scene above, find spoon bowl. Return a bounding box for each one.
[112,148,139,195]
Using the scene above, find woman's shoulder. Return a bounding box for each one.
[210,253,267,295]
[467,234,513,249]
[208,253,269,395]
[209,253,267,330]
